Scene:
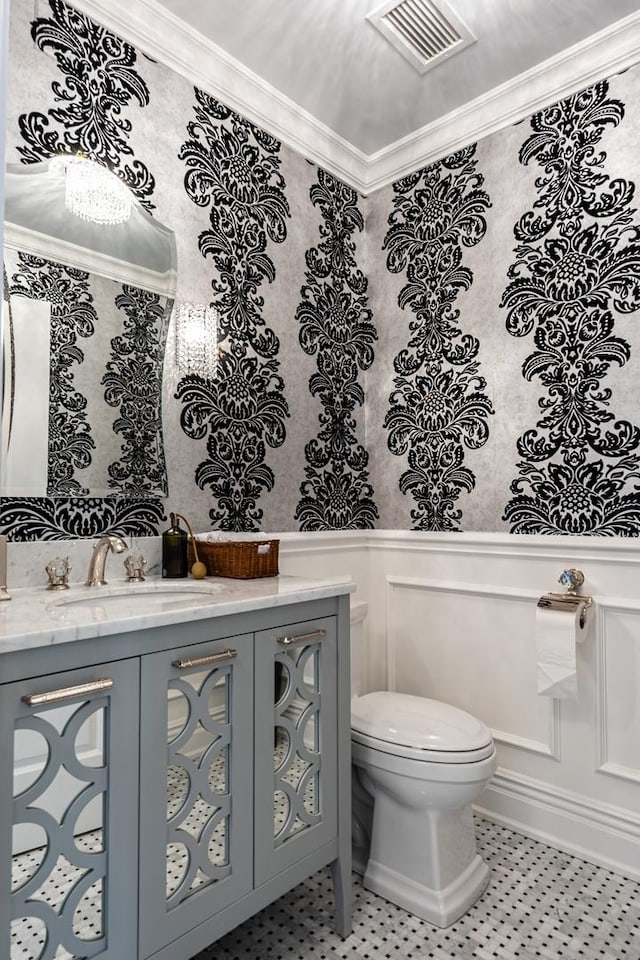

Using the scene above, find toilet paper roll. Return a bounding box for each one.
[536,601,590,699]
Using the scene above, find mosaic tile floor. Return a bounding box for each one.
[192,818,640,960]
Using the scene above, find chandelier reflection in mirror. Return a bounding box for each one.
[175,303,219,380]
[49,154,132,225]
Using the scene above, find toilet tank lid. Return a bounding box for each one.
[351,691,492,752]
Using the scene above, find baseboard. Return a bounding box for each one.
[475,768,640,882]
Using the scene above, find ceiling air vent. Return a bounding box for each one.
[366,0,476,75]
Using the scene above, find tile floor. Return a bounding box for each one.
[192,818,640,960]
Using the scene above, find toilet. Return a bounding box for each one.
[350,601,497,928]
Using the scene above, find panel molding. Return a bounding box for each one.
[278,531,370,556]
[478,767,640,882]
[69,0,640,195]
[385,575,560,759]
[595,598,640,784]
[368,529,640,565]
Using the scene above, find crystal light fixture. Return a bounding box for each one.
[50,154,132,225]
[175,303,219,379]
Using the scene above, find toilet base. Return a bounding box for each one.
[363,850,490,928]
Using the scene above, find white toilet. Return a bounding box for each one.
[350,601,497,928]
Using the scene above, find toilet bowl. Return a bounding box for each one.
[349,603,497,928]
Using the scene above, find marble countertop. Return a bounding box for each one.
[0,575,354,654]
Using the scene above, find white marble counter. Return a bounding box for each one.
[0,575,354,654]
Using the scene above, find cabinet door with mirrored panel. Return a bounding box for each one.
[0,660,140,960]
[254,616,337,886]
[138,633,253,959]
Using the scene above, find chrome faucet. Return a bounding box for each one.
[0,535,10,600]
[85,534,129,587]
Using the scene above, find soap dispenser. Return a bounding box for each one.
[162,512,188,578]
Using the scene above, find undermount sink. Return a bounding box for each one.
[55,582,225,614]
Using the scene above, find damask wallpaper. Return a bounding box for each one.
[366,70,640,537]
[3,0,640,541]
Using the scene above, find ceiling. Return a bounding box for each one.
[76,0,640,191]
[153,0,640,155]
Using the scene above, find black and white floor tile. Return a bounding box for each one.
[192,819,640,960]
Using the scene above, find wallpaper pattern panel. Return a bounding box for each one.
[369,69,640,536]
[295,169,378,530]
[382,146,493,531]
[176,90,291,531]
[501,80,640,535]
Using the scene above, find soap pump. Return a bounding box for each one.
[162,512,188,579]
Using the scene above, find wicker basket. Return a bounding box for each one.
[188,538,279,579]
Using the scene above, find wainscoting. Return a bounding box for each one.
[279,530,640,882]
[8,529,640,879]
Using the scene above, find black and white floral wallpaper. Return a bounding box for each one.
[295,169,377,530]
[175,91,291,531]
[368,72,640,538]
[18,0,156,205]
[382,146,493,531]
[4,0,640,541]
[501,81,640,535]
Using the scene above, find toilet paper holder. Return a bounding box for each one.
[537,568,593,628]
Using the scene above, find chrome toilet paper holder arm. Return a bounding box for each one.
[537,568,593,628]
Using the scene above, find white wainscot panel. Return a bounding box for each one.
[597,603,640,783]
[386,577,559,758]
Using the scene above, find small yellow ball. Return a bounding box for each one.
[191,561,207,580]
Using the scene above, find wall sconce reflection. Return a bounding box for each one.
[175,302,219,380]
[49,154,132,225]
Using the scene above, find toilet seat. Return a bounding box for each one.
[351,691,493,763]
[352,728,495,764]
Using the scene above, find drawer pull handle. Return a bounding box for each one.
[22,678,114,707]
[278,629,327,647]
[172,648,238,670]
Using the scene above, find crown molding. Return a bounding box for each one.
[69,0,640,194]
[363,9,640,192]
[68,0,370,189]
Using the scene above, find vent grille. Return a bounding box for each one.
[367,0,476,75]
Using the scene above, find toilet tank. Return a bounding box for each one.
[350,600,368,701]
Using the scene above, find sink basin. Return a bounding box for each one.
[55,582,225,615]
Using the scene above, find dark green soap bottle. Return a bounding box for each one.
[162,512,188,578]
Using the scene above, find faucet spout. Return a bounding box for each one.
[85,534,129,587]
[0,534,10,600]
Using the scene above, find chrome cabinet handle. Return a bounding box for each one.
[277,629,327,647]
[172,648,238,670]
[22,678,114,707]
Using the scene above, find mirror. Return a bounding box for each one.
[1,158,176,498]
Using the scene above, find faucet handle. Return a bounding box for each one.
[46,556,72,591]
[124,553,146,583]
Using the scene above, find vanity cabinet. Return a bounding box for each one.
[1,592,351,960]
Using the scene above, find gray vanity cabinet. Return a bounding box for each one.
[2,591,351,960]
[138,632,255,958]
[0,659,140,960]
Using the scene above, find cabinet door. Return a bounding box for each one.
[254,616,337,885]
[0,659,139,960]
[138,632,253,959]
